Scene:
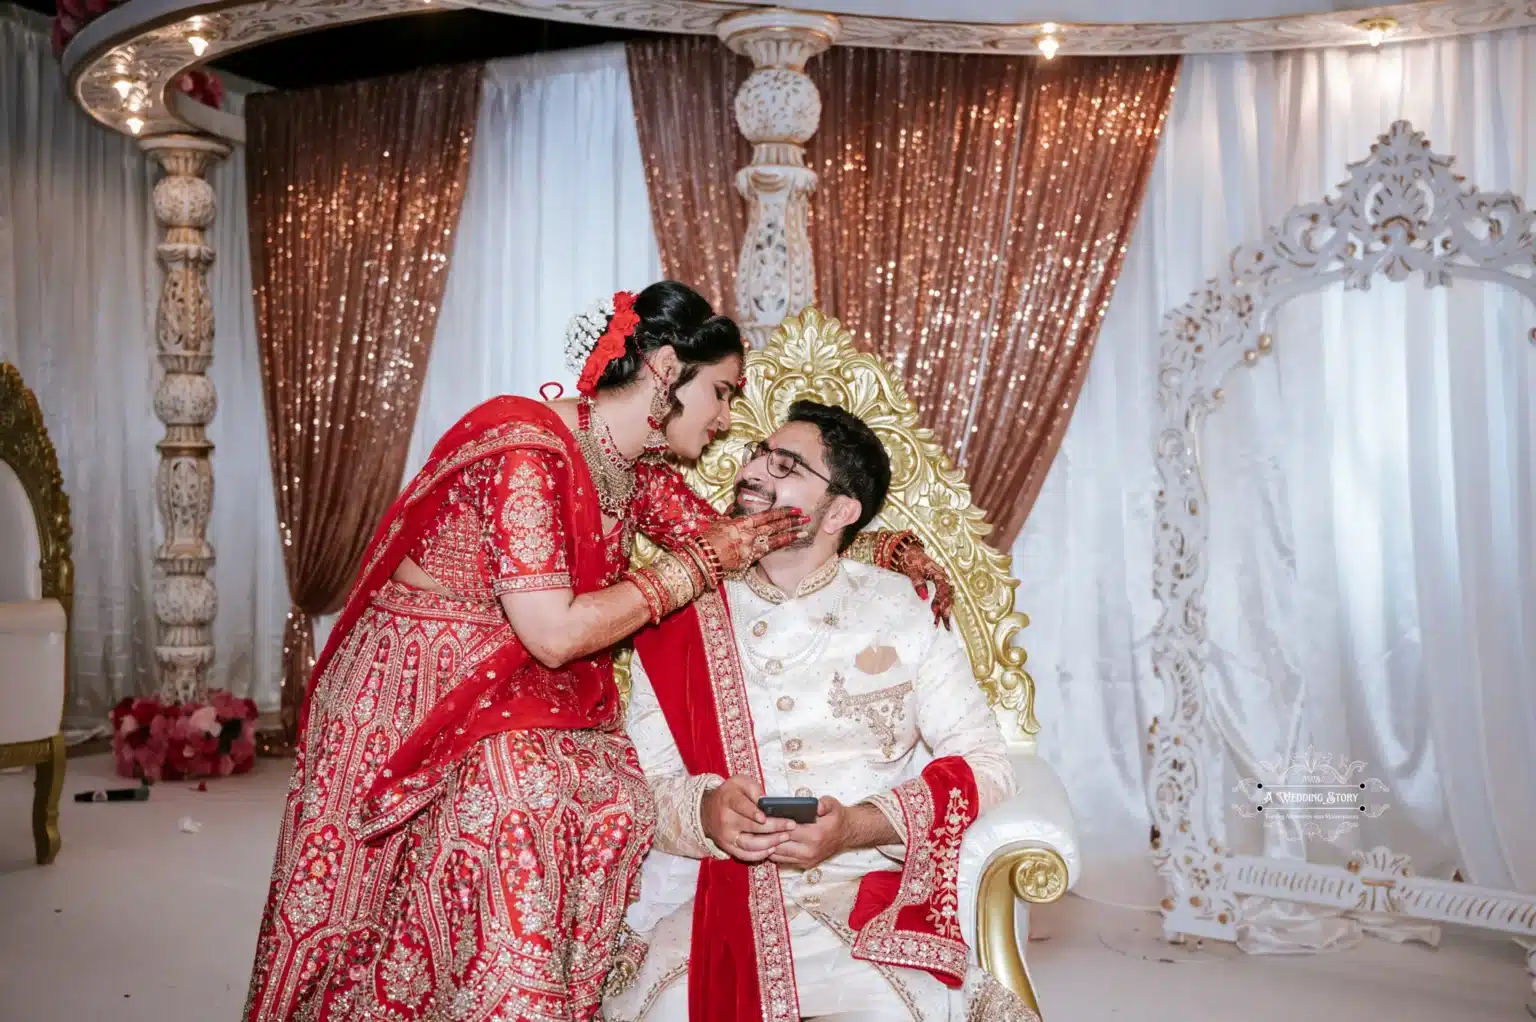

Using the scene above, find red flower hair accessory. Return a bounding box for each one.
[567,291,640,396]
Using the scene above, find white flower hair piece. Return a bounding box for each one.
[564,295,617,376]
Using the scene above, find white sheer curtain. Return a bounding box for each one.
[2,24,656,716]
[207,91,288,714]
[1014,26,1536,949]
[404,44,663,476]
[3,9,160,725]
[296,45,662,654]
[1,9,283,721]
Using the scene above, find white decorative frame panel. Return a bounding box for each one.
[1148,120,1536,978]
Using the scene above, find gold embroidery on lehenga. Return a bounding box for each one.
[244,467,652,1021]
[498,459,559,568]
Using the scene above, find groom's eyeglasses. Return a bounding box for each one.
[742,440,832,484]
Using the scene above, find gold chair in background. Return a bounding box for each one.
[0,363,73,864]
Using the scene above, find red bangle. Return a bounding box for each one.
[674,543,706,589]
[627,569,666,624]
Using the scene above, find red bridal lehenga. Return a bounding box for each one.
[242,397,710,1022]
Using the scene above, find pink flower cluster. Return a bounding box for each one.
[52,0,225,110]
[110,690,259,782]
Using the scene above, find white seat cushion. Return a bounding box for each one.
[0,598,67,745]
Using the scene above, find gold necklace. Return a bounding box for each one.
[575,398,636,519]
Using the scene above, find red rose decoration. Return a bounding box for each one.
[111,690,260,781]
[575,292,640,397]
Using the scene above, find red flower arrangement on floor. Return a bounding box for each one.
[110,690,259,782]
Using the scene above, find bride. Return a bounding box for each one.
[243,281,951,1021]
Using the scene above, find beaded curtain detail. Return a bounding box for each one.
[812,51,1180,546]
[627,37,751,319]
[245,64,483,744]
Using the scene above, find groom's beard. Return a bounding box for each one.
[730,480,826,550]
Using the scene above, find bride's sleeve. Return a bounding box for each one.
[482,450,573,595]
[629,460,721,553]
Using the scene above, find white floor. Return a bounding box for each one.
[0,754,1530,1021]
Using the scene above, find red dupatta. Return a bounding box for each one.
[296,396,619,841]
[633,590,801,1022]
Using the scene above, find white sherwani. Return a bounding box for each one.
[604,559,1034,1022]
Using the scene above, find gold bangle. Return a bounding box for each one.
[649,550,705,616]
[845,531,879,564]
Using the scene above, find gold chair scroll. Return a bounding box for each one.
[621,308,1037,743]
[0,362,74,864]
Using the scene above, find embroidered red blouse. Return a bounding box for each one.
[403,450,717,605]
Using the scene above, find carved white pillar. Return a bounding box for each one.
[140,134,229,706]
[718,10,840,348]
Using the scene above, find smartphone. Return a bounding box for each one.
[757,796,819,824]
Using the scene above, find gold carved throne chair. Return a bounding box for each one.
[0,363,73,865]
[632,310,1081,1015]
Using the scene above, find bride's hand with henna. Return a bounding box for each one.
[699,509,807,573]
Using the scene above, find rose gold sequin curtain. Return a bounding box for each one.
[246,65,482,743]
[810,51,1179,547]
[626,37,750,315]
[628,41,1176,547]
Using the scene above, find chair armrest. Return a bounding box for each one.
[957,751,1080,947]
[955,751,1079,1016]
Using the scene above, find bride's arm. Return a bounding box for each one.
[485,453,802,668]
[634,459,924,568]
[629,459,721,551]
[499,513,800,668]
[499,584,655,669]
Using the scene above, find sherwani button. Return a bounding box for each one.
[752,621,768,637]
[789,759,807,771]
[795,787,812,797]
[784,738,803,753]
[776,696,794,711]
[805,868,822,884]
[766,658,783,674]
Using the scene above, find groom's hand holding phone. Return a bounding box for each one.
[701,775,795,862]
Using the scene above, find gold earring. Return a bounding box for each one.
[644,382,670,454]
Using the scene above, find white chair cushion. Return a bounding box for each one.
[956,750,1081,949]
[0,598,67,744]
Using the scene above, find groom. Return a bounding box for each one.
[604,400,1036,1021]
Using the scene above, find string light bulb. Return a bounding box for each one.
[1036,24,1062,59]
[1357,16,1398,47]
